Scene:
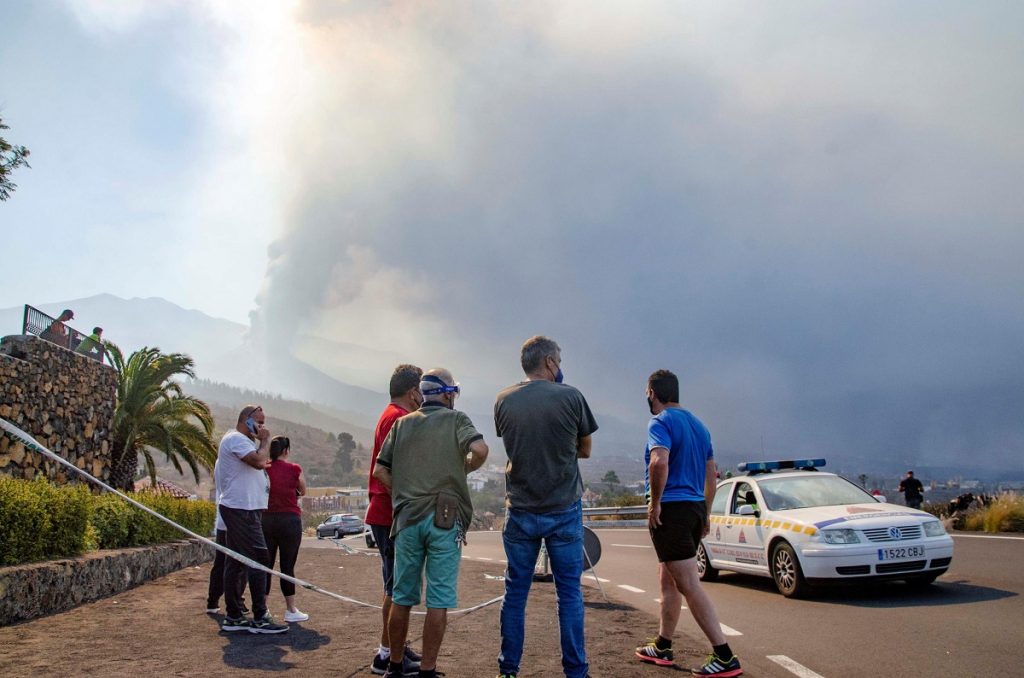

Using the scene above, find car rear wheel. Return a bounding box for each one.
[696,543,718,581]
[771,542,808,598]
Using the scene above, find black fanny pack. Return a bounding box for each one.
[434,493,459,530]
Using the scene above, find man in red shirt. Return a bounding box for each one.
[367,364,424,675]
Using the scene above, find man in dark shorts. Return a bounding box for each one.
[366,364,424,675]
[635,370,742,677]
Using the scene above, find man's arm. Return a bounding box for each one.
[576,434,592,459]
[372,463,393,489]
[465,438,489,474]
[703,458,717,536]
[647,446,669,528]
[240,428,272,469]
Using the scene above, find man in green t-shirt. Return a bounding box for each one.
[373,367,489,678]
[74,327,105,361]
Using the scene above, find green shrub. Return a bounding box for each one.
[0,476,217,565]
[91,493,133,549]
[35,478,92,559]
[0,476,48,565]
[125,492,216,547]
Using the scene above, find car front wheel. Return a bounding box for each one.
[771,542,809,598]
[696,543,718,582]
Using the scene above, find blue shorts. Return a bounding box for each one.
[370,524,395,597]
[393,515,462,609]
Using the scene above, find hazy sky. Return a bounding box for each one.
[2,1,1022,470]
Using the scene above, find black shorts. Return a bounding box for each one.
[370,524,396,597]
[649,500,706,563]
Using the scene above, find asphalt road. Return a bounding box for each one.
[446,528,1024,678]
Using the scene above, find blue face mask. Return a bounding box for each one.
[555,368,564,384]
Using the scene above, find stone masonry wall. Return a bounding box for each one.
[0,539,213,626]
[0,335,116,484]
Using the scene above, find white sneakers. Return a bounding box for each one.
[283,609,309,623]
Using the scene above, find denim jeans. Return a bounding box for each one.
[499,500,588,678]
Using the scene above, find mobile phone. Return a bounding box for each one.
[245,417,258,435]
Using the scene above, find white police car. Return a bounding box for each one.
[697,459,954,597]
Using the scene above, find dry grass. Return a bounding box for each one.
[961,492,1024,532]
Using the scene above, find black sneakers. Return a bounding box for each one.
[380,656,420,677]
[249,613,289,634]
[635,637,674,666]
[221,616,251,632]
[691,654,743,677]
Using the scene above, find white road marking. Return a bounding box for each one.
[767,655,826,678]
[719,623,742,636]
[617,585,646,593]
[477,557,493,561]
[952,533,1024,541]
[611,544,653,548]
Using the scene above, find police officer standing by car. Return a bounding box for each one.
[634,370,742,677]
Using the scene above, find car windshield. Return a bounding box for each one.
[756,475,876,511]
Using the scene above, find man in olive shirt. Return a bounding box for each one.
[373,368,489,678]
[494,336,598,678]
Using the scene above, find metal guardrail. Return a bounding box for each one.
[582,505,648,527]
[20,304,106,364]
[582,505,647,519]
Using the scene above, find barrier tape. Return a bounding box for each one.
[0,417,504,616]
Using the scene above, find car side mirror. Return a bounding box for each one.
[737,504,759,518]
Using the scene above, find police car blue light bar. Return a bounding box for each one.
[737,459,826,473]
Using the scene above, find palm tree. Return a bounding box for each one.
[106,343,217,491]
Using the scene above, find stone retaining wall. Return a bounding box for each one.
[0,539,212,626]
[0,334,116,484]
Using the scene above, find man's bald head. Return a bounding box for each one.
[420,368,459,407]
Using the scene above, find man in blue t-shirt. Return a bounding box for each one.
[634,370,742,678]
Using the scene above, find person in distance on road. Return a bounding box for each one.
[635,370,741,677]
[898,470,924,509]
[366,364,425,676]
[494,336,598,678]
[373,368,489,678]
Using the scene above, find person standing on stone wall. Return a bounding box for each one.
[74,327,105,361]
[40,309,73,348]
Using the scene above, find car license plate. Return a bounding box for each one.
[877,546,925,560]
